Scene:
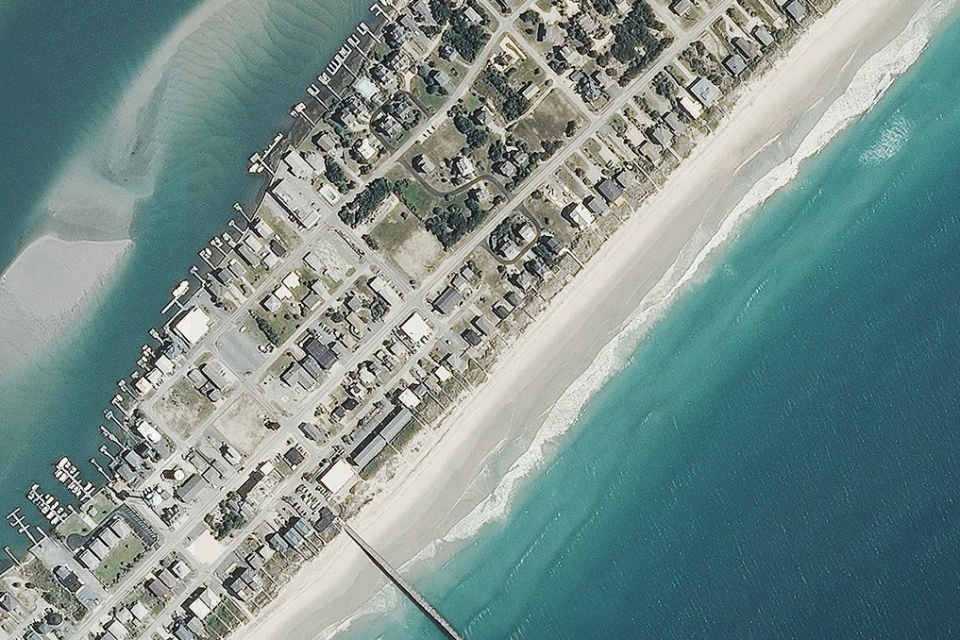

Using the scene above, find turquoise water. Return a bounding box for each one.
[0,0,371,555]
[340,11,960,640]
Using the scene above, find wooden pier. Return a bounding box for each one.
[339,520,467,640]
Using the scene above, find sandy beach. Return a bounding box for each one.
[0,235,131,373]
[234,0,949,637]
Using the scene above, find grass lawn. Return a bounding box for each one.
[249,307,303,347]
[399,181,439,219]
[95,536,147,587]
[513,88,585,150]
[411,77,449,114]
[370,205,444,283]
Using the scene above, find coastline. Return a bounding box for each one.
[235,0,954,638]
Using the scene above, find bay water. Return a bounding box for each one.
[0,0,371,556]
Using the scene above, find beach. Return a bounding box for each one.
[235,0,949,638]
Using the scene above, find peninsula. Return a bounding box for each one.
[0,0,933,638]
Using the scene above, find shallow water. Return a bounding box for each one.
[0,0,371,554]
[330,8,960,640]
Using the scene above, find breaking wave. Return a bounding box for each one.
[435,0,956,556]
[859,113,912,165]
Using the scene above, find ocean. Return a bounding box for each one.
[4,0,960,636]
[0,0,371,555]
[329,7,960,640]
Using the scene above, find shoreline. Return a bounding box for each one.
[237,0,954,638]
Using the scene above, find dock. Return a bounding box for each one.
[339,519,467,640]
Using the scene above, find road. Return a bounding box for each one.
[64,1,745,637]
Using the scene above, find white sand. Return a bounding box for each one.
[0,235,132,372]
[237,0,951,637]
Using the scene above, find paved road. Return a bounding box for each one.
[64,1,746,636]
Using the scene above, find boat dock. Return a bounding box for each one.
[53,457,95,501]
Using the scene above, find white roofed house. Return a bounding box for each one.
[354,137,381,163]
[171,306,212,347]
[562,202,595,230]
[398,312,432,344]
[452,155,475,179]
[687,77,722,108]
[282,149,316,179]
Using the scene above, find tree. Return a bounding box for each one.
[591,0,615,15]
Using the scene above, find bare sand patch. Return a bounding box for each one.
[0,235,131,373]
[212,392,270,456]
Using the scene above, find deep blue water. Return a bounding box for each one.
[342,9,960,640]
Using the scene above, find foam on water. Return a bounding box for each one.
[436,0,955,550]
[859,113,913,165]
[304,6,960,639]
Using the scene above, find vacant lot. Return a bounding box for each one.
[213,392,268,456]
[153,379,215,438]
[513,88,585,150]
[371,205,444,283]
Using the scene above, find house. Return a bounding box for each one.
[495,159,518,179]
[281,362,315,390]
[753,25,775,48]
[670,0,693,16]
[614,169,635,190]
[303,338,339,370]
[175,473,206,502]
[354,137,380,162]
[412,153,436,175]
[53,566,83,594]
[471,315,496,336]
[733,36,761,60]
[525,257,548,279]
[314,132,338,152]
[145,578,171,598]
[649,124,673,148]
[584,195,610,216]
[638,141,663,164]
[541,234,563,254]
[432,285,463,315]
[595,179,624,204]
[678,94,704,120]
[461,328,483,347]
[688,77,721,107]
[283,447,305,468]
[783,0,807,23]
[563,202,595,229]
[452,155,475,177]
[723,53,748,76]
[664,112,687,136]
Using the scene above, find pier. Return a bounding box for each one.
[339,519,467,640]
